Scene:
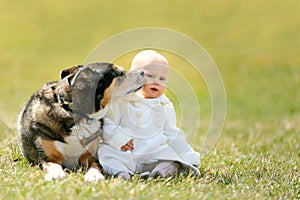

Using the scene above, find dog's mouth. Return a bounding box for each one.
[126,86,143,94]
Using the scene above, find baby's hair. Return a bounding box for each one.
[130,50,169,71]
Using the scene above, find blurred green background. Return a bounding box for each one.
[0,0,299,130]
[0,1,299,199]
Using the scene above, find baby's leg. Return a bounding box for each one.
[148,160,180,178]
[101,159,132,180]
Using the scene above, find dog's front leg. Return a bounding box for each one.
[84,166,105,182]
[82,149,105,182]
[42,162,66,181]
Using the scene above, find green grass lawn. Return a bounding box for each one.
[0,0,299,199]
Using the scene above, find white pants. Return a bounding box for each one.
[102,160,180,177]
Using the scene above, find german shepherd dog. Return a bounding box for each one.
[17,62,144,181]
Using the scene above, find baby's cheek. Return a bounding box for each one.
[159,86,166,92]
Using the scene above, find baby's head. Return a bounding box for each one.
[130,50,169,98]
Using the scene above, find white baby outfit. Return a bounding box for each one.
[98,93,200,175]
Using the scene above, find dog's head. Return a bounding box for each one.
[70,62,144,116]
[99,68,145,109]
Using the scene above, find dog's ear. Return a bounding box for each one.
[60,69,70,79]
[60,65,84,79]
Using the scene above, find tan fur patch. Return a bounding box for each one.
[79,151,100,171]
[100,78,117,109]
[112,64,123,71]
[40,139,64,164]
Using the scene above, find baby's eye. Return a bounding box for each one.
[159,77,166,81]
[146,74,154,78]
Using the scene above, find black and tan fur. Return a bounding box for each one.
[17,62,144,181]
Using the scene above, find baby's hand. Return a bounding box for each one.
[121,139,134,151]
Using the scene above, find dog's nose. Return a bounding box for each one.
[140,71,144,76]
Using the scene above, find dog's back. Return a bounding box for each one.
[17,81,74,165]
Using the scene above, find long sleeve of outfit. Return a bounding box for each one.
[100,99,135,150]
[164,103,200,166]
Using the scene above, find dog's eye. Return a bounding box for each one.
[116,74,126,86]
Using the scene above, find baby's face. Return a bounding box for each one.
[138,65,168,98]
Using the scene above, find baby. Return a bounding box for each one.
[98,50,200,180]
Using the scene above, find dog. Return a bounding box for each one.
[17,62,144,181]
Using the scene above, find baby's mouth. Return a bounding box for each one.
[150,88,158,92]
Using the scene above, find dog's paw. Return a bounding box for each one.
[43,162,66,181]
[84,167,105,182]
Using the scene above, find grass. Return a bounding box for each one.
[1,120,299,199]
[0,0,299,199]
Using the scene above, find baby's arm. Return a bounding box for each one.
[164,103,190,151]
[164,103,200,166]
[103,117,134,151]
[102,103,135,151]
